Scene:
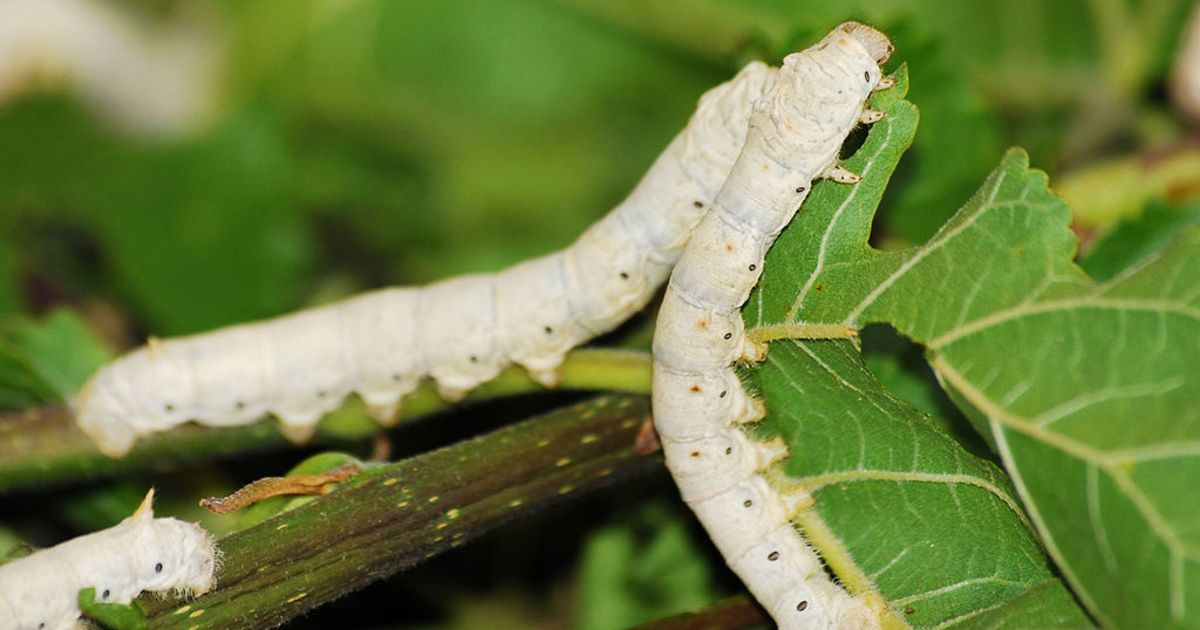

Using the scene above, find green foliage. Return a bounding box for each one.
[575,502,718,630]
[748,61,1200,626]
[78,587,147,630]
[0,309,110,410]
[1,1,1198,627]
[746,70,1091,627]
[1081,201,1200,282]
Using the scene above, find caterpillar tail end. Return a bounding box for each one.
[71,383,139,459]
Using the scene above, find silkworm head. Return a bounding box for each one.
[131,517,217,596]
[834,21,894,64]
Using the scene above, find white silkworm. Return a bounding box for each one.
[72,61,776,457]
[0,489,216,630]
[0,0,222,138]
[651,23,893,629]
[1172,2,1200,122]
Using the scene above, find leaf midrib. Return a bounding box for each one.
[935,354,1198,626]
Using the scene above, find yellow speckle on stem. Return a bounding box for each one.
[188,609,206,619]
[383,478,398,486]
[446,508,461,520]
[287,592,308,604]
[427,495,439,503]
[174,605,192,615]
[508,498,524,508]
[536,438,551,448]
[580,434,598,444]
[555,457,572,467]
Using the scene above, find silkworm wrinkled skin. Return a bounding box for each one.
[72,61,776,457]
[651,23,894,629]
[0,490,216,630]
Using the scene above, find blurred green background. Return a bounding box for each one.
[2,0,1200,628]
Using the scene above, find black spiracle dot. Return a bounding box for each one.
[235,401,246,410]
[392,373,402,382]
[723,332,733,340]
[164,403,174,412]
[719,390,727,398]
[39,623,46,629]
[102,589,110,599]
[155,562,164,573]
[693,200,704,208]
[619,271,630,280]
[743,499,753,508]
[864,70,870,82]
[797,601,809,612]
[469,355,478,364]
[317,390,326,398]
[748,264,757,271]
[544,325,553,334]
[768,551,780,561]
[795,186,806,194]
[724,447,733,455]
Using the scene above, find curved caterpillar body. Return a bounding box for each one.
[73,61,776,457]
[0,490,215,630]
[651,23,893,629]
[1172,2,1200,121]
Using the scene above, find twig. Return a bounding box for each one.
[136,393,658,629]
[0,349,651,492]
[632,596,767,630]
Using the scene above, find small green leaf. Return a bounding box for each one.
[7,309,113,399]
[0,309,112,409]
[78,587,147,630]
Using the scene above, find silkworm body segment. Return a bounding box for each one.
[651,22,892,629]
[72,62,777,457]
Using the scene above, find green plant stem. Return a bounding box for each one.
[633,596,767,630]
[0,349,651,492]
[133,393,657,629]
